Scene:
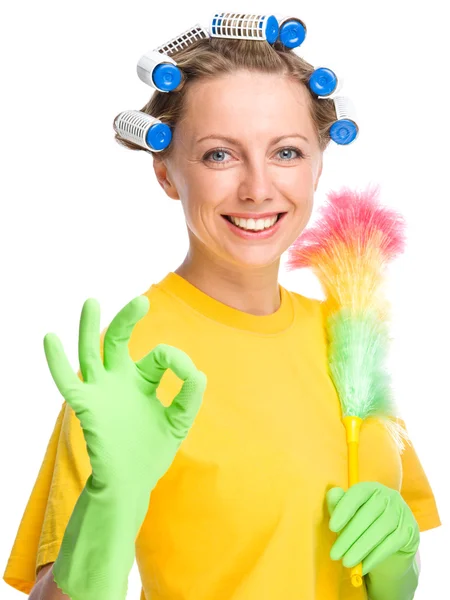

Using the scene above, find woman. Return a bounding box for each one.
[3,35,441,600]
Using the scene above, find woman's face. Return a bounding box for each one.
[153,70,324,270]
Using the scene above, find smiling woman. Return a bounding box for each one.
[112,38,337,306]
[3,26,441,600]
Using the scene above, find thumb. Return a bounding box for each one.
[326,487,346,518]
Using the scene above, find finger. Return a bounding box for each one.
[136,342,202,387]
[103,295,150,371]
[340,513,398,569]
[166,369,207,437]
[330,495,391,561]
[361,527,408,575]
[78,298,104,383]
[329,482,381,533]
[44,333,83,406]
[136,343,207,433]
[326,487,346,518]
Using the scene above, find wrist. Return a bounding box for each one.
[367,552,417,581]
[366,555,419,600]
[53,474,152,600]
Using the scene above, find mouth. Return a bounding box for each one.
[220,212,288,238]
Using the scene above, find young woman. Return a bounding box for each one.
[3,35,441,600]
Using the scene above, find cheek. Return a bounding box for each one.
[186,167,233,203]
[290,192,314,235]
[180,193,219,239]
[186,173,234,219]
[302,187,315,213]
[274,168,315,203]
[282,162,315,185]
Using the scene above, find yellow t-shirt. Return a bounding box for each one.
[3,272,442,599]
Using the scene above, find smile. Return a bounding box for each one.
[221,213,287,240]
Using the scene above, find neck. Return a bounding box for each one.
[174,251,282,317]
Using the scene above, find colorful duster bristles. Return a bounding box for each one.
[286,184,411,586]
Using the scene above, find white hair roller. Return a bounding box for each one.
[137,24,209,93]
[114,110,172,151]
[208,13,279,43]
[136,51,181,94]
[154,23,209,57]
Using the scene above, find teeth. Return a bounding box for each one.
[230,215,278,231]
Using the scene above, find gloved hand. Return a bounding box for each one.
[44,295,207,600]
[326,482,420,589]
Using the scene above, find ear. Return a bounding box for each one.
[152,155,180,200]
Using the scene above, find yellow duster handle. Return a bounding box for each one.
[342,416,364,588]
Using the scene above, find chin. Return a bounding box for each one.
[227,250,283,270]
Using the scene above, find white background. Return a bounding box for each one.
[1,0,448,598]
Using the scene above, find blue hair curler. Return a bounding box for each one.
[137,24,209,93]
[308,67,344,98]
[137,51,182,93]
[114,110,172,151]
[208,13,279,44]
[275,15,307,48]
[329,97,359,145]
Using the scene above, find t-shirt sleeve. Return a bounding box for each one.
[2,400,91,594]
[396,417,442,533]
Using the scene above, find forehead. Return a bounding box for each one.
[180,71,315,142]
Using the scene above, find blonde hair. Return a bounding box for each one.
[113,37,337,159]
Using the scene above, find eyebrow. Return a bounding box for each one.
[195,133,310,145]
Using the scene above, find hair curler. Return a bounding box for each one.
[329,96,359,145]
[136,50,181,93]
[137,24,209,93]
[113,110,172,151]
[154,23,209,56]
[274,14,307,48]
[208,13,279,43]
[308,67,345,98]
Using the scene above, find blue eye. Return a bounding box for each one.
[206,149,229,163]
[278,147,303,160]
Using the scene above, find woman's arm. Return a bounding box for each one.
[29,563,71,599]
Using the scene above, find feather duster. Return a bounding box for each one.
[286,184,411,586]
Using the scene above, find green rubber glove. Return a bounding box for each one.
[43,295,207,600]
[327,482,420,599]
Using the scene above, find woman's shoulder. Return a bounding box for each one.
[285,290,328,347]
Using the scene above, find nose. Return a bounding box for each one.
[237,159,274,205]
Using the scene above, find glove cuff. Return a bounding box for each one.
[366,554,419,600]
[53,474,151,600]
